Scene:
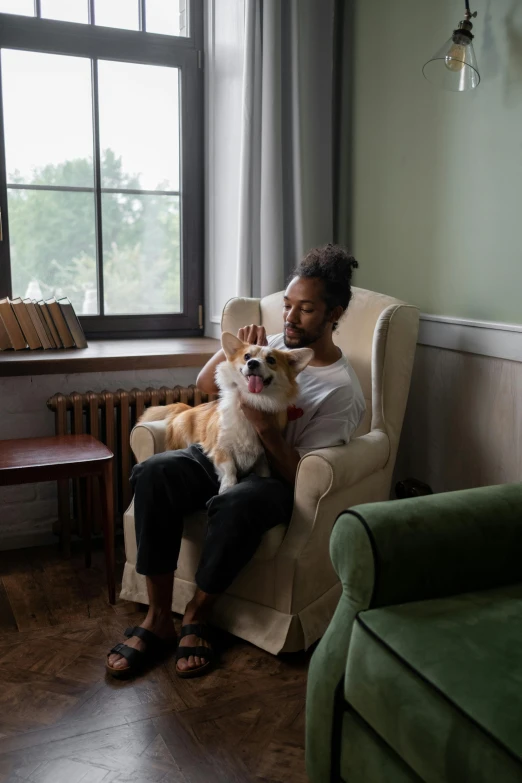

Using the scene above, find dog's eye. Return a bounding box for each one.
[266,356,276,365]
[244,353,251,361]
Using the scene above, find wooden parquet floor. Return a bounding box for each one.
[0,541,310,783]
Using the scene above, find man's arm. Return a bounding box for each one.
[196,349,225,395]
[258,427,301,485]
[239,404,301,485]
[196,325,268,395]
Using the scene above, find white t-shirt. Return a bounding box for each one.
[268,333,366,456]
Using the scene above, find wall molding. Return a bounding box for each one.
[207,308,522,362]
[419,314,522,363]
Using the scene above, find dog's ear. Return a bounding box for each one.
[221,332,246,359]
[286,347,314,375]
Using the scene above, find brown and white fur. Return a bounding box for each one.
[139,332,313,493]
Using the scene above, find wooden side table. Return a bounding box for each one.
[0,434,115,604]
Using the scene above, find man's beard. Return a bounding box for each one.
[283,318,329,348]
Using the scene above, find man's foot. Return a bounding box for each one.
[175,622,214,676]
[107,613,177,673]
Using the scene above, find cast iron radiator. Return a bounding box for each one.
[46,385,214,538]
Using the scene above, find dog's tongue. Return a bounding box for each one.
[247,375,264,394]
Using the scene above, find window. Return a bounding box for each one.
[0,0,203,338]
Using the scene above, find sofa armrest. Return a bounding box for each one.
[332,482,522,609]
[130,421,168,463]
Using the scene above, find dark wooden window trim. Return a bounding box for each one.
[0,2,204,339]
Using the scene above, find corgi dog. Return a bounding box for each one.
[139,332,313,493]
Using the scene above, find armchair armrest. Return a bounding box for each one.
[281,431,390,559]
[130,421,168,463]
[332,482,522,609]
[299,430,390,496]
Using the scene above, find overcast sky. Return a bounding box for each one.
[0,0,182,191]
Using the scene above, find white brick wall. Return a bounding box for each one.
[0,366,201,550]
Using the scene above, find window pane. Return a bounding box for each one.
[2,50,94,187]
[146,0,188,37]
[41,0,89,24]
[0,0,33,15]
[95,0,139,30]
[8,190,98,314]
[102,194,180,314]
[98,60,179,191]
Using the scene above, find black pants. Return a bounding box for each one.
[130,445,294,594]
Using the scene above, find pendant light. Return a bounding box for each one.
[423,1,480,92]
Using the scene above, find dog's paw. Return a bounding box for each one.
[218,478,237,494]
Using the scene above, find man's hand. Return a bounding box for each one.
[239,400,279,435]
[237,325,267,346]
[241,400,301,485]
[196,324,268,396]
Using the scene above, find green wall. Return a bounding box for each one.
[349,0,522,324]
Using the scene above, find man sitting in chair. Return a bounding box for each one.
[107,244,365,679]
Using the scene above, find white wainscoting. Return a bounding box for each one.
[396,314,522,493]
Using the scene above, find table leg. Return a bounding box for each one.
[83,476,92,569]
[57,479,71,558]
[99,460,116,605]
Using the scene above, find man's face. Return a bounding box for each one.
[283,276,332,348]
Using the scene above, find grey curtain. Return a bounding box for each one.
[236,0,342,298]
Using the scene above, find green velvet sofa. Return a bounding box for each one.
[306,483,522,782]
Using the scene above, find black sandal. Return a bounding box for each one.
[175,623,215,679]
[106,626,177,679]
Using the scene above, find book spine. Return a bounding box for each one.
[34,302,56,348]
[47,302,75,348]
[40,303,62,347]
[11,301,41,349]
[57,299,88,349]
[0,317,12,350]
[0,302,27,350]
[25,300,51,349]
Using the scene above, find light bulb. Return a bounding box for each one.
[445,43,466,71]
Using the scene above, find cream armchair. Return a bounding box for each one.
[120,287,419,654]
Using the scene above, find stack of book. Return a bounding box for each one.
[0,297,88,351]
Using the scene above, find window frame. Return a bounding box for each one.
[0,1,204,339]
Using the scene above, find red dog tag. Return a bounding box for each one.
[287,405,304,421]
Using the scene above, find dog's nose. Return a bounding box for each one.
[247,359,260,370]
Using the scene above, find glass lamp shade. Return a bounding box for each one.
[423,35,480,91]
